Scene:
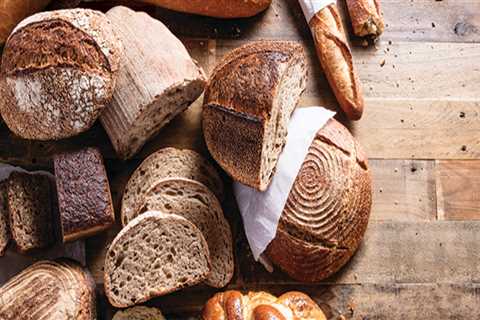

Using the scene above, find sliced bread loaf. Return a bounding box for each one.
[203,41,308,191]
[135,178,234,288]
[104,211,211,308]
[121,147,223,226]
[0,181,10,256]
[113,306,165,320]
[7,172,55,253]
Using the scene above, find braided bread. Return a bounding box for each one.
[203,291,326,320]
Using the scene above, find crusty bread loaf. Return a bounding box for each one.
[309,5,365,120]
[135,178,234,288]
[0,0,51,45]
[54,147,115,242]
[346,0,384,39]
[0,8,123,140]
[121,147,224,226]
[203,291,326,320]
[266,119,372,282]
[0,182,10,256]
[203,41,307,191]
[113,306,165,320]
[0,259,96,320]
[101,6,206,159]
[7,172,55,253]
[104,211,211,308]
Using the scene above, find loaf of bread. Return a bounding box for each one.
[104,211,211,308]
[203,41,307,191]
[0,182,10,256]
[54,147,115,242]
[0,8,123,140]
[266,119,372,282]
[121,147,224,226]
[203,291,326,320]
[136,178,234,288]
[309,4,365,120]
[7,172,55,253]
[0,259,96,320]
[100,6,206,159]
[346,0,384,39]
[113,306,165,320]
[0,0,51,45]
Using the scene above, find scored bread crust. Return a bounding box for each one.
[0,8,123,140]
[0,259,96,320]
[203,41,307,191]
[104,211,211,308]
[346,0,384,38]
[266,119,372,282]
[121,147,224,226]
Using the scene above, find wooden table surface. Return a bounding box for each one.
[1,0,479,319]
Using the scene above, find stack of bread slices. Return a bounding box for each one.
[104,147,234,308]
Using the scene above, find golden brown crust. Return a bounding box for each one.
[139,0,271,18]
[203,291,326,320]
[309,4,364,120]
[266,119,372,282]
[346,0,384,38]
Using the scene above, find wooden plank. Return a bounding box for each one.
[436,160,480,220]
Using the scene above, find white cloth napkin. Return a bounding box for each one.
[299,0,336,22]
[234,107,335,260]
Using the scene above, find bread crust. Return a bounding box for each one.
[346,0,384,38]
[266,119,372,282]
[309,4,364,120]
[139,0,271,18]
[0,182,10,256]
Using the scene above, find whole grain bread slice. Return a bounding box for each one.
[113,306,165,320]
[0,181,10,256]
[134,178,234,288]
[104,211,211,308]
[121,147,223,226]
[7,172,55,253]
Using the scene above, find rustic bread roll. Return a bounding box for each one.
[0,8,123,140]
[7,172,55,253]
[265,119,372,282]
[101,6,206,159]
[54,147,115,243]
[0,259,96,320]
[121,147,224,226]
[135,178,234,288]
[203,41,307,191]
[346,0,384,39]
[113,306,165,320]
[0,182,10,256]
[203,291,326,320]
[104,211,211,308]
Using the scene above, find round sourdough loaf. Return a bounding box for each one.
[265,119,372,282]
[0,8,122,140]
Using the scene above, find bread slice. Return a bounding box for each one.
[104,211,211,308]
[113,306,165,320]
[7,172,55,253]
[134,178,234,288]
[101,6,206,159]
[203,41,308,191]
[0,181,10,256]
[0,259,96,320]
[121,147,223,226]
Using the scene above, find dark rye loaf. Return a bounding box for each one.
[203,41,308,191]
[0,8,123,140]
[54,147,115,242]
[0,181,10,256]
[266,119,372,282]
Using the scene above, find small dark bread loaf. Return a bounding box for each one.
[266,119,372,282]
[0,182,10,256]
[0,8,123,140]
[54,147,115,242]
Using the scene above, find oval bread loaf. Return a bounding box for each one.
[266,119,372,282]
[0,8,123,140]
[203,41,308,191]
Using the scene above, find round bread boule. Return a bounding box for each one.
[0,8,123,140]
[266,119,372,282]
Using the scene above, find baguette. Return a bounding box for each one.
[309,4,364,120]
[346,0,384,39]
